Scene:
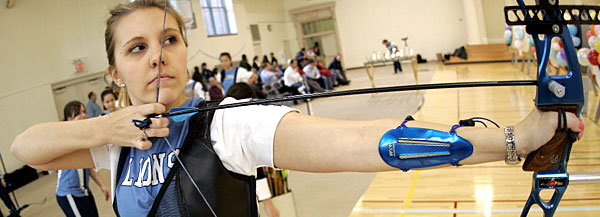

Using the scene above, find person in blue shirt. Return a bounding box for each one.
[56,101,110,217]
[10,1,585,216]
[85,92,102,118]
[382,39,403,73]
[260,62,280,85]
[218,52,256,93]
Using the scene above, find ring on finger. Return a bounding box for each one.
[141,130,149,141]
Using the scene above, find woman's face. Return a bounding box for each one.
[109,8,188,107]
[220,56,232,68]
[103,93,117,112]
[68,105,87,121]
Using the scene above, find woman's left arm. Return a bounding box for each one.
[273,109,583,172]
[89,169,110,201]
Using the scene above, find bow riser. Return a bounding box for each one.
[506,0,590,216]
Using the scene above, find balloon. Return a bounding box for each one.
[551,40,561,51]
[595,25,600,36]
[557,50,568,66]
[589,36,597,47]
[587,29,595,38]
[588,50,599,65]
[549,49,559,67]
[567,25,578,36]
[504,30,512,39]
[578,48,591,66]
[506,37,512,46]
[531,46,536,53]
[572,36,581,47]
[592,66,600,85]
[513,40,522,49]
[506,26,512,31]
[595,39,600,52]
[516,29,524,40]
[558,40,563,49]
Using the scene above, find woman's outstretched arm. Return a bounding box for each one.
[273,109,583,172]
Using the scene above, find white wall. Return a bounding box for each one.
[242,0,290,60]
[283,0,470,68]
[0,0,121,172]
[482,0,506,44]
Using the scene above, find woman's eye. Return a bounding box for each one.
[129,44,146,53]
[164,36,177,45]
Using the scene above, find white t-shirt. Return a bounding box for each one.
[283,66,303,86]
[90,97,298,199]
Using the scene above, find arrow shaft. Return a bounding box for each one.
[157,80,537,118]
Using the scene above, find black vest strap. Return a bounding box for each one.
[112,146,131,217]
[147,100,258,217]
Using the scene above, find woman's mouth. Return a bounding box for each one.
[149,75,175,84]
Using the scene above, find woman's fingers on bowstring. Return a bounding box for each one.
[139,103,167,116]
[149,117,169,129]
[104,103,169,149]
[144,127,170,138]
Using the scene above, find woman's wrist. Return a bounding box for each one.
[91,115,110,147]
[514,124,532,157]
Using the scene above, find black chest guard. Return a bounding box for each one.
[113,101,258,217]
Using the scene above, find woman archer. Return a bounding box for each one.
[10,1,584,216]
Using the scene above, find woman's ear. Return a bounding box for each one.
[109,65,123,86]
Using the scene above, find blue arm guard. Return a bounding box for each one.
[379,124,473,172]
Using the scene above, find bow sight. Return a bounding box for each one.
[505,0,599,216]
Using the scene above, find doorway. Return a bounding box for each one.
[291,2,341,66]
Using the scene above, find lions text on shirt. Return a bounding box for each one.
[115,97,203,216]
[56,169,90,197]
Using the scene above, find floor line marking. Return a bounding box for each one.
[400,171,420,217]
[361,197,600,203]
[352,206,600,213]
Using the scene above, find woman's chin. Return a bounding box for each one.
[158,94,187,107]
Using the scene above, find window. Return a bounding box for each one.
[200,0,238,36]
[129,0,197,29]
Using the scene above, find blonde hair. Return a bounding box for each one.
[105,0,188,67]
[105,0,189,108]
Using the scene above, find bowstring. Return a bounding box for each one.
[157,2,217,216]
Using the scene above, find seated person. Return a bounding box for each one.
[260,62,280,85]
[283,59,307,94]
[315,56,335,88]
[303,59,330,90]
[328,55,350,85]
[261,62,300,97]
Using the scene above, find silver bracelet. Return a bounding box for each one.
[504,126,521,165]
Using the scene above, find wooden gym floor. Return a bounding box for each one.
[349,62,600,217]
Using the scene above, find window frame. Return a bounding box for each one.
[201,0,238,37]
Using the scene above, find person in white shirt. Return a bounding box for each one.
[283,59,306,94]
[302,59,328,90]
